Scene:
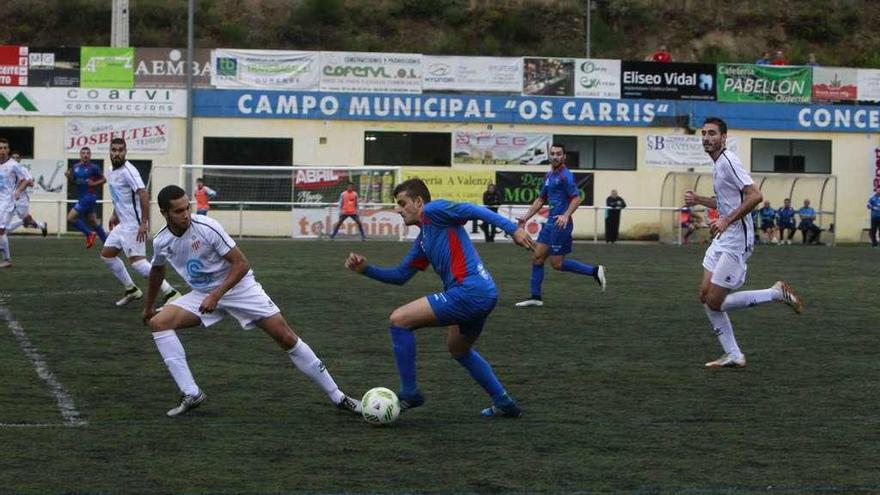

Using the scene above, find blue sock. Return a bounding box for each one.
[455,350,506,403]
[389,326,418,396]
[73,218,93,236]
[561,259,596,277]
[95,225,108,242]
[529,264,544,299]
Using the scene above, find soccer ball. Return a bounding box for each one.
[361,387,401,426]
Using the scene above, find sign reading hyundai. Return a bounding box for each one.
[621,62,716,100]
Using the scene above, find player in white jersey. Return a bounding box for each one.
[142,185,362,417]
[5,158,48,237]
[685,117,804,369]
[0,139,30,268]
[99,138,179,307]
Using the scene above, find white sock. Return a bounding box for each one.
[7,218,23,233]
[131,259,175,294]
[720,287,780,311]
[703,304,742,357]
[0,234,9,260]
[153,330,200,396]
[101,256,135,288]
[287,340,345,404]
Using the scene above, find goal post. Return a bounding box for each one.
[174,165,404,238]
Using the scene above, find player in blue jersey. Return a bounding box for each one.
[776,198,796,245]
[64,147,108,248]
[514,144,606,307]
[757,200,778,244]
[345,178,535,418]
[868,187,880,247]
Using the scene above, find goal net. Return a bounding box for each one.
[173,165,403,238]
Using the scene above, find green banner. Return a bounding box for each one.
[717,64,811,104]
[80,47,134,88]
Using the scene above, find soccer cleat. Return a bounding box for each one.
[398,390,425,412]
[166,390,207,417]
[515,298,544,307]
[0,260,11,268]
[594,265,607,292]
[705,353,746,369]
[85,231,97,248]
[773,281,803,314]
[335,395,363,415]
[115,286,143,307]
[40,222,48,237]
[158,289,181,307]
[481,395,523,418]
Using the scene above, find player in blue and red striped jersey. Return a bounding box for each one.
[64,147,108,248]
[345,178,535,418]
[515,143,606,307]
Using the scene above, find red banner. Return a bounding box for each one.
[0,45,29,86]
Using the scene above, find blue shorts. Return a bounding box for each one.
[73,196,97,215]
[760,221,775,230]
[537,220,573,255]
[427,286,497,337]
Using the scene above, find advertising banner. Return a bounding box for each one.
[0,45,29,86]
[135,48,212,87]
[495,170,594,206]
[212,49,320,90]
[320,51,421,93]
[574,58,621,99]
[453,131,551,165]
[717,64,811,103]
[80,47,135,88]
[874,147,880,193]
[422,56,521,93]
[17,159,67,196]
[193,90,880,132]
[400,169,495,203]
[27,47,80,87]
[0,88,186,117]
[857,69,880,103]
[64,119,169,153]
[644,135,740,168]
[621,61,715,100]
[293,168,396,204]
[523,57,574,96]
[292,206,406,239]
[812,67,857,102]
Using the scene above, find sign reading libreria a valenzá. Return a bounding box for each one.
[717,64,811,104]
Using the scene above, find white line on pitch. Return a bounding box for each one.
[0,300,87,427]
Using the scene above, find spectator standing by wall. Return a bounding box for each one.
[651,45,672,63]
[771,50,789,65]
[755,51,771,65]
[481,183,502,242]
[867,187,880,247]
[605,189,626,243]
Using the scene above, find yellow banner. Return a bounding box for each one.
[401,169,495,204]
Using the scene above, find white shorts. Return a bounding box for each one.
[14,198,29,218]
[105,225,146,258]
[0,201,13,229]
[702,242,751,290]
[170,280,281,330]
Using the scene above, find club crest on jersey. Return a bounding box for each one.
[191,238,201,251]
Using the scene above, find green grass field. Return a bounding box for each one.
[1,237,877,494]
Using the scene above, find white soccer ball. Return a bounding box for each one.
[361,387,401,426]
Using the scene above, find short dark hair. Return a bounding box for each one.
[703,117,728,134]
[110,137,126,148]
[550,143,566,153]
[393,178,431,203]
[196,177,204,182]
[80,146,91,152]
[158,184,187,211]
[0,138,8,146]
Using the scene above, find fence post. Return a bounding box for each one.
[238,202,244,239]
[57,199,63,239]
[593,206,598,243]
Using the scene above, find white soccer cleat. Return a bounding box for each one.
[156,288,181,310]
[336,395,363,415]
[594,265,607,292]
[773,281,803,314]
[0,260,11,268]
[166,390,207,417]
[705,353,746,369]
[115,286,143,307]
[515,298,544,307]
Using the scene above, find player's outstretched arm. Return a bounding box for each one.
[142,264,167,323]
[684,190,717,209]
[346,249,421,286]
[516,196,546,225]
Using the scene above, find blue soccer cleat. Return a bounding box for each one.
[398,390,425,412]
[481,394,522,418]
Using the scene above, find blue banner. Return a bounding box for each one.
[194,89,880,132]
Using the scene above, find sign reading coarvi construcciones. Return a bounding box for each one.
[0,88,187,117]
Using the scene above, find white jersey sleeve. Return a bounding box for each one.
[151,230,169,267]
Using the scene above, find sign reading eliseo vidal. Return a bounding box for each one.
[65,119,169,153]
